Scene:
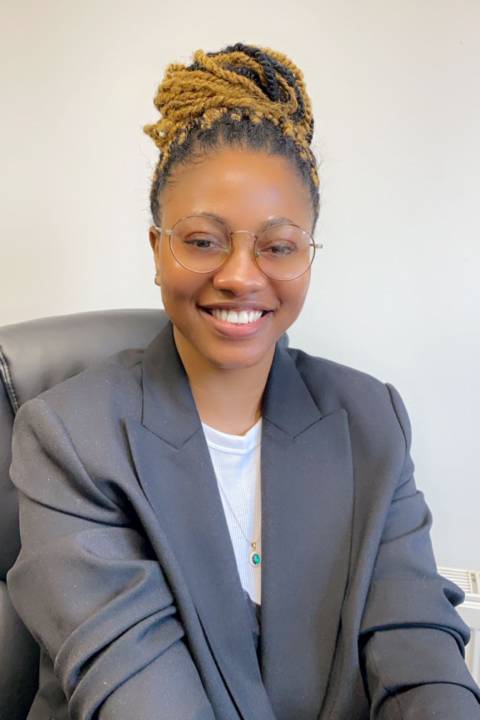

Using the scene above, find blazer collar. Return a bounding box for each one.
[128,322,354,720]
[141,322,200,447]
[141,321,322,444]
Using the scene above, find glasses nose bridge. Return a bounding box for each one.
[229,228,258,242]
[227,230,265,268]
[212,229,266,288]
[227,229,262,262]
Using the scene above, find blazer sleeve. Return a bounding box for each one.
[6,397,215,720]
[358,382,480,719]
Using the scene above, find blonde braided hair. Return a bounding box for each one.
[144,43,319,221]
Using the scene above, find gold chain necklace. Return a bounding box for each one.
[216,480,262,567]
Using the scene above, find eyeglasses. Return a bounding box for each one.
[153,214,323,281]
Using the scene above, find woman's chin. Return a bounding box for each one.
[202,343,276,372]
[172,320,278,372]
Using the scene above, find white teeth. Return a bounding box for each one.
[211,309,263,324]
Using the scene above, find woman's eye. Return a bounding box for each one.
[184,236,224,250]
[262,242,296,256]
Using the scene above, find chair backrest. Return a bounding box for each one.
[0,308,168,720]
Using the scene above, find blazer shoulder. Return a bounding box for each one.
[285,347,411,480]
[286,346,390,410]
[285,346,410,447]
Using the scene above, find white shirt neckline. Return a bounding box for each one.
[201,418,262,455]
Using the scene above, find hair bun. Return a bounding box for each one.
[144,43,315,162]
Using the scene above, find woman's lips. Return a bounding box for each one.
[198,307,272,338]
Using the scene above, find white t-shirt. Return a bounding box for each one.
[201,419,262,605]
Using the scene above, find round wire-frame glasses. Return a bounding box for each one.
[153,214,323,281]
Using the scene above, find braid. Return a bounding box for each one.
[144,43,319,224]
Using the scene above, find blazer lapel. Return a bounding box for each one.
[126,324,354,720]
[125,323,276,720]
[259,346,354,720]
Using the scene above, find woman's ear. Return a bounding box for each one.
[149,226,162,286]
[149,226,159,252]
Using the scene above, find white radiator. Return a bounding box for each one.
[438,565,480,685]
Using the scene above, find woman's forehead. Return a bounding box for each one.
[161,146,313,227]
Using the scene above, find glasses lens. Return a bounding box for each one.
[256,225,314,280]
[170,216,230,272]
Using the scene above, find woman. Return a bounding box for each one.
[7,43,480,719]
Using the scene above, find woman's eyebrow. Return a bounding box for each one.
[258,216,296,230]
[196,211,227,223]
[196,212,296,230]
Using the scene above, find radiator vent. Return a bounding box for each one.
[439,566,480,596]
[438,565,480,685]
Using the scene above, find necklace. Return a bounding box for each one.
[217,480,262,567]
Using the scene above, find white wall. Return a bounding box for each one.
[1,1,479,569]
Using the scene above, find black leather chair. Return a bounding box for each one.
[0,308,168,720]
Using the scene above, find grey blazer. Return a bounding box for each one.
[7,322,480,719]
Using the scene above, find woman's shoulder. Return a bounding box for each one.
[287,344,387,390]
[285,345,400,421]
[284,345,411,463]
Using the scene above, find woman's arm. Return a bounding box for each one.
[359,383,480,718]
[7,397,215,720]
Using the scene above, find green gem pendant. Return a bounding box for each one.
[249,544,262,567]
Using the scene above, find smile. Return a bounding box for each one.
[209,309,264,325]
[199,306,273,337]
[200,306,272,325]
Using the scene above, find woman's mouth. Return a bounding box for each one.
[198,306,273,336]
[207,308,268,325]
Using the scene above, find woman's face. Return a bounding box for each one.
[149,147,315,371]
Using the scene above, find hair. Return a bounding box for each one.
[144,43,320,228]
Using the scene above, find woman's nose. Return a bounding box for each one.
[212,235,267,294]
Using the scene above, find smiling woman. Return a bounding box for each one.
[149,148,314,410]
[6,43,480,720]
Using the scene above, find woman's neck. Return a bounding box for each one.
[173,327,274,436]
